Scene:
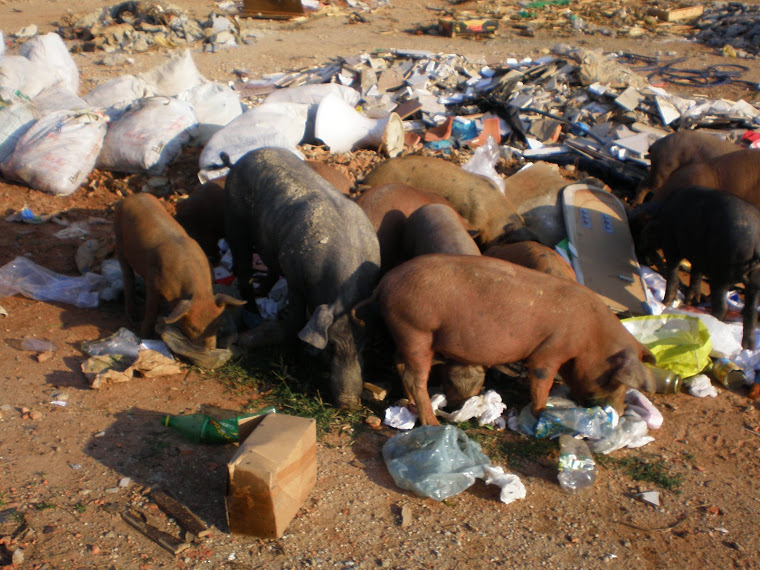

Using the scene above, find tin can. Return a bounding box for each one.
[711,358,746,390]
[645,364,682,394]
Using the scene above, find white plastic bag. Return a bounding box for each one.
[138,50,205,97]
[177,81,243,145]
[83,75,153,120]
[0,94,40,163]
[198,102,308,182]
[18,32,80,94]
[98,97,198,175]
[32,86,89,116]
[462,136,505,193]
[0,256,102,308]
[1,109,108,196]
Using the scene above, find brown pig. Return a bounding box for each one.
[114,193,246,348]
[403,203,480,259]
[359,254,656,425]
[651,149,760,207]
[175,181,226,263]
[633,131,742,204]
[484,241,577,281]
[402,203,483,408]
[362,155,539,247]
[355,182,453,272]
[306,160,353,195]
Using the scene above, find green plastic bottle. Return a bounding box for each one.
[162,406,277,444]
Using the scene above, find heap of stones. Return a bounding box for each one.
[56,0,246,53]
[693,3,760,57]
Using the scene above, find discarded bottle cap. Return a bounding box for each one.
[645,364,682,394]
[711,358,746,390]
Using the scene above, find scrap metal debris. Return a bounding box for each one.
[233,44,759,196]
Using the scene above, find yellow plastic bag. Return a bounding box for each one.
[621,314,712,378]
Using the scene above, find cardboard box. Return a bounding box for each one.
[226,414,317,538]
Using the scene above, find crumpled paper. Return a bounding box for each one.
[383,405,417,430]
[434,390,507,428]
[685,373,718,398]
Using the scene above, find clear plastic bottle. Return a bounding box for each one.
[557,434,597,493]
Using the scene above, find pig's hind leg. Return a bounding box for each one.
[396,335,438,425]
[685,271,704,305]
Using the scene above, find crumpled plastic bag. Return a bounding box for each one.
[663,307,742,359]
[517,397,618,440]
[482,465,526,505]
[587,410,653,454]
[256,278,289,320]
[0,256,103,308]
[462,136,505,193]
[622,314,712,378]
[434,389,506,427]
[625,388,663,430]
[382,425,491,501]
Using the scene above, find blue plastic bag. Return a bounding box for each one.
[382,425,491,501]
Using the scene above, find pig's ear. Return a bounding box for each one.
[616,349,657,393]
[640,344,656,364]
[298,304,334,350]
[214,293,247,308]
[165,300,193,324]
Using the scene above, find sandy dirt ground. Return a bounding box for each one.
[2,0,760,568]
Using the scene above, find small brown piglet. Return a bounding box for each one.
[306,160,353,195]
[632,130,741,205]
[114,193,246,348]
[356,182,453,273]
[484,241,577,282]
[360,254,656,425]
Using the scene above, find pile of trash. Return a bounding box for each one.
[55,0,249,54]
[694,3,760,57]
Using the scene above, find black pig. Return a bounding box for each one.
[224,147,381,408]
[630,186,760,349]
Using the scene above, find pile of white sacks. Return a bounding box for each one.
[0,32,244,195]
[0,30,402,196]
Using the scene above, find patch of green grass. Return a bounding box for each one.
[262,356,366,436]
[465,426,557,469]
[214,348,369,437]
[496,437,557,469]
[598,455,683,490]
[0,492,5,508]
[74,502,87,514]
[215,355,267,391]
[33,502,56,510]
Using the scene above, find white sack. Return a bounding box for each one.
[198,102,308,182]
[98,96,198,175]
[0,94,40,163]
[138,50,205,97]
[0,55,62,99]
[18,32,80,94]
[32,86,89,116]
[83,75,153,121]
[1,109,108,196]
[177,81,243,145]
